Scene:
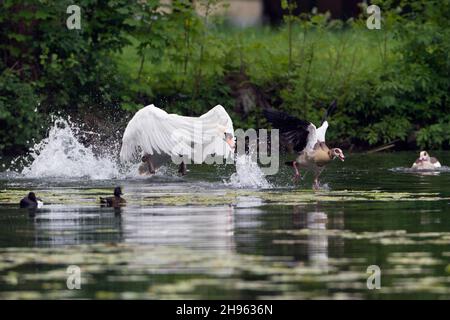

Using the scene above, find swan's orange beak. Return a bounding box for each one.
[226,136,235,150]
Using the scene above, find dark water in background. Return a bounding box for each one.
[1,151,450,299]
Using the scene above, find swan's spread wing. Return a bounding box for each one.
[120,104,234,163]
[199,105,235,159]
[200,105,234,137]
[120,105,194,161]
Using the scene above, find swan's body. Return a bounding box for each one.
[120,104,235,174]
[412,151,441,170]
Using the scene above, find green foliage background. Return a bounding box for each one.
[0,0,449,155]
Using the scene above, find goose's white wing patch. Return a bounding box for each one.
[316,120,328,142]
[120,104,234,163]
[305,123,318,151]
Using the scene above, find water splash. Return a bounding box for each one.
[225,154,272,189]
[19,118,122,180]
[10,117,272,187]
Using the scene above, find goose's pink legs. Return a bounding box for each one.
[293,161,301,182]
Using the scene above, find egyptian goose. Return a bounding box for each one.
[19,192,43,209]
[411,151,441,170]
[100,187,126,207]
[264,101,345,189]
[120,104,235,175]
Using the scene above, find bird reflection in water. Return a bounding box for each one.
[292,205,345,270]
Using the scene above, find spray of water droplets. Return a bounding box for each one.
[224,153,272,189]
[7,117,272,188]
[15,118,123,179]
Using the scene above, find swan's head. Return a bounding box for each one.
[225,132,235,150]
[331,148,345,161]
[419,151,430,161]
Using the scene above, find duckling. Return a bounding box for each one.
[19,192,43,209]
[100,187,126,207]
[412,151,441,170]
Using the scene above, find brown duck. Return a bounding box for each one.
[19,192,43,209]
[264,101,345,189]
[100,187,126,208]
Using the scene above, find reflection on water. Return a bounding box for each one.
[290,207,332,269]
[306,211,329,269]
[32,207,125,246]
[120,206,235,250]
[1,152,450,299]
[24,204,238,251]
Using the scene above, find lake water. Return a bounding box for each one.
[1,139,450,299]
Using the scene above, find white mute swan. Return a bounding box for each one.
[120,104,235,175]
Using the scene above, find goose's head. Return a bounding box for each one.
[331,148,345,161]
[419,151,430,161]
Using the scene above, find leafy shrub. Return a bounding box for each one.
[1,0,449,155]
[0,70,41,154]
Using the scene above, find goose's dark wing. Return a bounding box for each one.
[321,100,337,124]
[263,109,311,152]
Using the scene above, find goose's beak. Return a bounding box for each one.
[338,154,345,162]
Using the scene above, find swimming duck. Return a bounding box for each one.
[120,104,235,176]
[411,151,441,170]
[100,187,126,207]
[264,101,345,189]
[19,192,43,209]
